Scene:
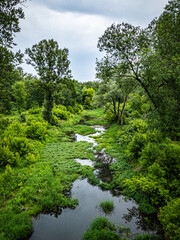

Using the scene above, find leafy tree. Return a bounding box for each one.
[25,39,72,123]
[143,0,180,136]
[97,22,156,108]
[0,0,26,48]
[0,48,23,113]
[12,80,27,113]
[82,88,95,109]
[24,74,44,108]
[97,1,180,137]
[95,56,136,127]
[0,0,25,113]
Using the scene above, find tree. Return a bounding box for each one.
[0,0,26,48]
[0,48,23,113]
[96,56,136,127]
[12,80,27,113]
[82,88,95,109]
[142,0,180,136]
[25,39,72,123]
[97,1,180,136]
[97,22,158,109]
[94,75,135,127]
[0,0,26,113]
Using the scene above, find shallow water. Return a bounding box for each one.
[31,178,154,240]
[30,126,156,240]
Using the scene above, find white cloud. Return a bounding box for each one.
[14,0,169,82]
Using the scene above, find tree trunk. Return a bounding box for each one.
[120,96,127,129]
[117,97,121,122]
[43,87,53,123]
[112,99,117,122]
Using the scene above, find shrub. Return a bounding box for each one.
[4,121,26,137]
[131,119,148,133]
[82,217,119,240]
[19,113,26,123]
[127,132,147,161]
[105,109,114,123]
[99,200,114,214]
[26,120,48,140]
[73,104,83,113]
[26,115,45,125]
[52,104,71,120]
[159,198,180,240]
[51,114,59,125]
[67,106,74,114]
[53,108,70,120]
[28,107,41,114]
[2,212,33,240]
[0,116,10,131]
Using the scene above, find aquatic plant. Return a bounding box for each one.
[99,200,114,214]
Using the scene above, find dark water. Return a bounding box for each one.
[30,126,156,240]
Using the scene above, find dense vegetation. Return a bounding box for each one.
[0,0,179,239]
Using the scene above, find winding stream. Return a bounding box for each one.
[30,126,156,240]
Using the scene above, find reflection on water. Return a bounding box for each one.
[30,125,159,240]
[30,179,153,240]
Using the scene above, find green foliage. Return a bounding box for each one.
[28,107,41,114]
[74,124,96,135]
[133,234,161,240]
[52,104,71,120]
[127,132,147,161]
[159,198,180,240]
[12,80,27,113]
[99,200,114,214]
[83,88,95,109]
[82,217,120,240]
[0,115,10,132]
[26,120,48,141]
[0,211,32,240]
[25,39,72,124]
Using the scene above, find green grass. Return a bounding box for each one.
[99,200,114,214]
[74,124,96,135]
[0,115,96,239]
[80,108,108,126]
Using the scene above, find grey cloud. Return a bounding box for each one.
[35,0,169,26]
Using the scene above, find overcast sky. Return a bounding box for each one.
[14,0,169,82]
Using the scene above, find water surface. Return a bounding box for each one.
[30,126,156,240]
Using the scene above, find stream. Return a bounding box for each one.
[30,126,156,240]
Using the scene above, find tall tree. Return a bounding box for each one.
[143,0,180,136]
[25,39,72,123]
[97,22,156,108]
[0,0,26,48]
[0,0,26,113]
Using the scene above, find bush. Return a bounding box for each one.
[105,109,114,123]
[1,212,33,240]
[26,120,48,140]
[82,217,120,240]
[131,119,148,133]
[73,104,83,114]
[51,114,59,125]
[0,145,20,166]
[159,198,180,240]
[4,121,26,137]
[28,107,41,114]
[99,200,114,214]
[52,104,71,120]
[0,135,33,166]
[26,115,45,125]
[0,116,10,131]
[127,132,147,161]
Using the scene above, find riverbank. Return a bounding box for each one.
[0,108,179,239]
